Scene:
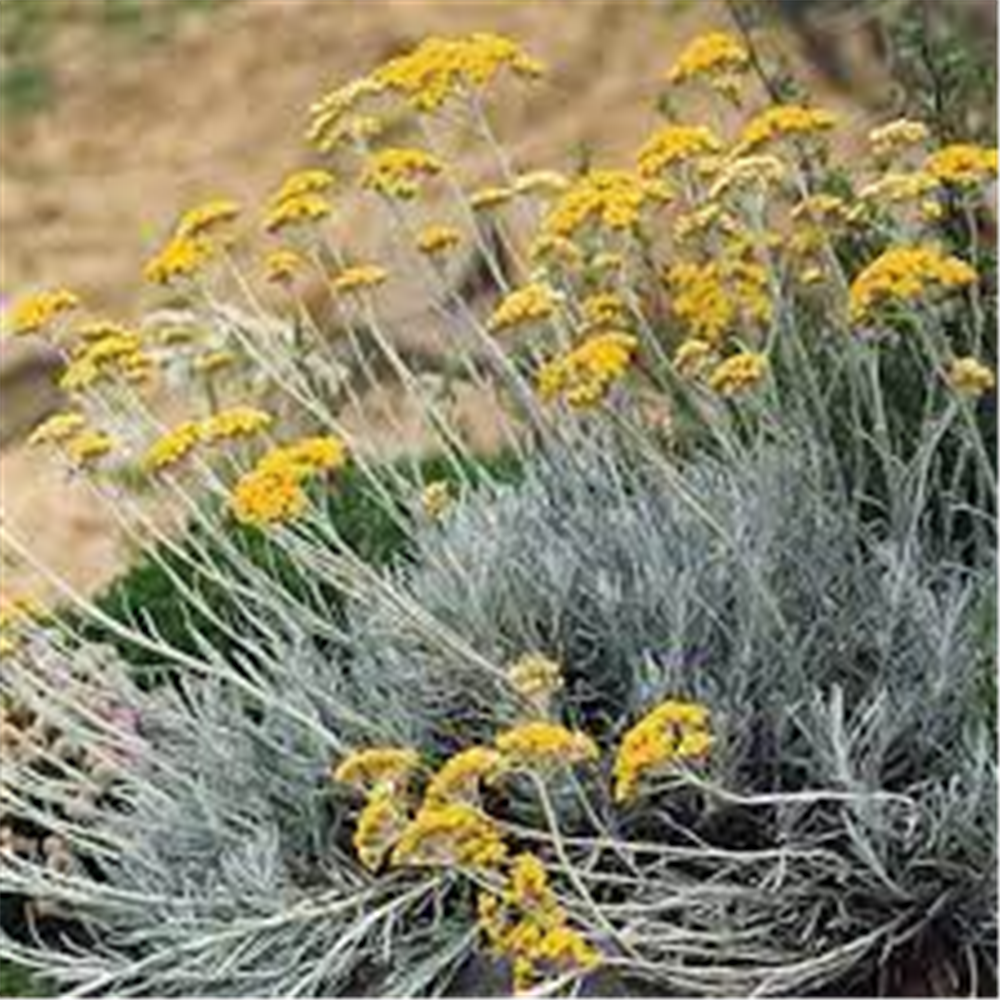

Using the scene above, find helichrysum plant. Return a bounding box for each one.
[0,25,996,997]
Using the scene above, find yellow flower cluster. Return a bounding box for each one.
[229,434,348,527]
[488,282,559,333]
[708,154,787,200]
[144,407,271,473]
[666,32,749,87]
[948,356,996,398]
[470,185,515,211]
[333,746,421,795]
[507,653,564,711]
[673,337,717,378]
[60,327,154,391]
[263,248,306,285]
[857,171,940,207]
[264,170,335,233]
[494,720,598,772]
[331,264,388,295]
[739,105,838,151]
[415,223,461,257]
[362,147,444,199]
[176,198,241,239]
[64,429,114,466]
[28,411,114,468]
[28,412,86,447]
[354,790,411,872]
[7,288,80,337]
[537,332,639,408]
[478,853,601,993]
[581,292,629,329]
[543,169,671,239]
[514,170,569,198]
[667,258,771,345]
[924,143,999,187]
[849,245,977,321]
[307,77,386,153]
[144,233,215,286]
[707,351,768,396]
[637,124,722,177]
[391,802,508,868]
[424,747,503,807]
[869,118,929,160]
[420,480,453,518]
[372,33,543,112]
[613,698,713,802]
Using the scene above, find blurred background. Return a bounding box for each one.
[0,0,996,597]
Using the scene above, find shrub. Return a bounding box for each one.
[1,22,995,998]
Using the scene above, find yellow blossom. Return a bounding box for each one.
[495,721,598,771]
[543,169,670,239]
[176,198,241,239]
[230,467,308,527]
[424,747,503,807]
[373,33,543,113]
[869,118,929,160]
[514,170,569,197]
[416,224,462,257]
[143,421,202,473]
[614,697,713,802]
[667,258,770,344]
[857,171,941,205]
[470,185,515,211]
[353,789,411,872]
[391,803,507,869]
[488,282,559,333]
[263,249,306,285]
[362,147,444,199]
[637,124,722,177]
[673,338,717,378]
[28,412,87,447]
[739,105,838,151]
[925,143,998,186]
[263,192,332,233]
[144,234,214,285]
[257,435,348,477]
[64,430,114,467]
[272,169,335,203]
[331,264,388,295]
[7,289,80,337]
[507,654,563,705]
[537,331,639,408]
[333,747,422,795]
[199,406,273,443]
[667,32,748,87]
[581,292,629,329]
[790,193,848,224]
[948,357,995,397]
[421,480,453,518]
[848,244,977,321]
[707,351,768,396]
[307,77,386,152]
[708,154,787,199]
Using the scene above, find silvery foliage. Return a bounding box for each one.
[1,435,994,996]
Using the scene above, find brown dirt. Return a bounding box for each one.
[0,0,881,603]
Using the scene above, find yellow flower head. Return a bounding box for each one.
[543,169,671,239]
[514,170,570,198]
[495,721,598,772]
[7,289,80,337]
[263,192,332,234]
[331,264,388,295]
[176,198,241,239]
[307,77,386,152]
[667,258,770,344]
[537,332,639,408]
[64,429,114,467]
[925,143,998,187]
[849,244,977,321]
[470,185,515,212]
[708,154,787,200]
[424,747,503,807]
[488,282,559,333]
[230,467,308,527]
[739,105,838,151]
[272,169,336,203]
[353,789,411,872]
[857,171,940,206]
[948,356,995,398]
[637,124,723,177]
[416,224,462,257]
[421,480,454,518]
[391,803,507,869]
[144,234,215,286]
[707,351,768,396]
[333,747,422,795]
[143,421,202,473]
[362,147,444,200]
[667,32,749,86]
[263,248,307,285]
[507,654,563,704]
[869,118,929,160]
[581,292,629,330]
[199,406,273,444]
[28,412,87,448]
[257,435,348,477]
[373,33,543,113]
[673,338,718,379]
[614,697,713,802]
